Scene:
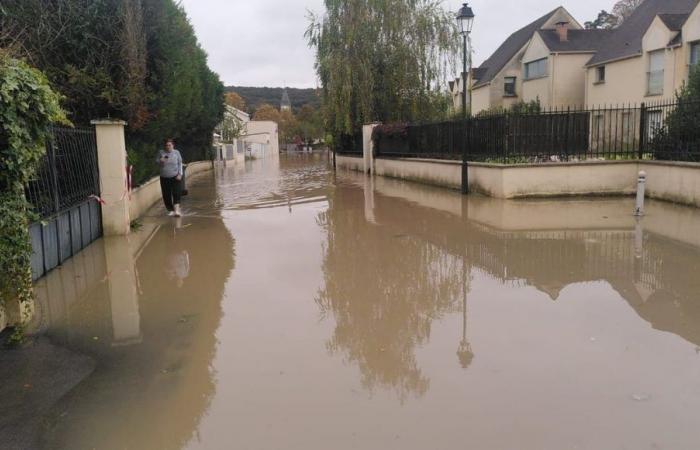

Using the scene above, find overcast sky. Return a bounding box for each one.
[180,0,613,89]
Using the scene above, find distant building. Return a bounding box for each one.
[280,88,292,112]
[243,121,280,157]
[214,106,279,162]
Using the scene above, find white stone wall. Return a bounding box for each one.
[367,157,700,208]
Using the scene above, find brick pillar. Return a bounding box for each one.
[92,120,130,236]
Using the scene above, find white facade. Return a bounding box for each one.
[214,107,280,162]
[241,120,280,160]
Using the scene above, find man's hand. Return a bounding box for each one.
[176,174,182,181]
[159,157,166,165]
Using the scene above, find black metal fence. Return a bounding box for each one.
[25,126,101,219]
[374,99,700,163]
[336,130,364,156]
[24,126,103,280]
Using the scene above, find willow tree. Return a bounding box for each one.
[306,0,458,137]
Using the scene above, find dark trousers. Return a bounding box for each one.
[160,176,182,211]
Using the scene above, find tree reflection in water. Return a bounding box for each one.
[318,177,700,402]
[316,188,468,402]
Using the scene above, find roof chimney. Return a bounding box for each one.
[555,21,569,42]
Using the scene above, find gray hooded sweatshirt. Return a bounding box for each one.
[156,149,183,178]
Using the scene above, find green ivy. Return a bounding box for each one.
[0,54,67,339]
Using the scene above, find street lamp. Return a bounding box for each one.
[457,3,475,119]
[457,3,474,195]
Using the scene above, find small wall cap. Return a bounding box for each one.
[90,119,128,126]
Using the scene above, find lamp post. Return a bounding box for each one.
[457,3,474,195]
[457,3,475,119]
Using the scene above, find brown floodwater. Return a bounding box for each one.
[4,153,700,449]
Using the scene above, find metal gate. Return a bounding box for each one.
[24,126,102,281]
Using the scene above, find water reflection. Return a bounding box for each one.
[319,172,700,402]
[25,173,235,450]
[456,266,473,369]
[7,154,700,449]
[317,187,467,401]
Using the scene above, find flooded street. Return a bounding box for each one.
[4,153,700,449]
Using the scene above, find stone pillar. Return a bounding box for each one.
[362,123,380,175]
[92,120,130,236]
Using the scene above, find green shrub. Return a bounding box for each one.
[0,55,66,337]
[651,66,700,162]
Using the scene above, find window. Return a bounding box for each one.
[524,58,547,80]
[596,66,606,83]
[646,110,663,139]
[691,42,700,67]
[647,50,664,95]
[504,77,517,96]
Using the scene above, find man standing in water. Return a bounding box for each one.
[157,139,183,217]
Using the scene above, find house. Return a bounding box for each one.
[449,68,486,114]
[215,106,280,162]
[467,0,700,114]
[520,24,612,108]
[470,6,584,113]
[242,121,280,159]
[585,0,700,105]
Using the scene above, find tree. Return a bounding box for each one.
[252,104,299,144]
[219,110,245,143]
[296,104,324,144]
[612,0,643,24]
[225,91,247,111]
[0,0,148,127]
[1,0,225,185]
[306,0,458,139]
[226,86,322,112]
[278,109,299,144]
[585,10,618,29]
[651,67,700,162]
[253,103,281,122]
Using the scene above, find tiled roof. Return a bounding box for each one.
[587,0,699,66]
[473,8,560,88]
[658,13,690,31]
[471,67,488,82]
[668,32,684,47]
[538,29,614,53]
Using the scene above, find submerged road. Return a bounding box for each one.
[3,153,700,449]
